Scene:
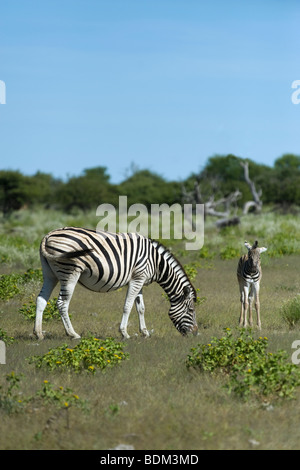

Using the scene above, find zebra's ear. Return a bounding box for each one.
[183,286,190,298]
[244,241,252,250]
[258,247,267,253]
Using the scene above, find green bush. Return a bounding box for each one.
[0,372,23,414]
[187,328,268,374]
[34,380,89,412]
[220,246,241,260]
[183,263,199,281]
[0,328,15,345]
[281,295,300,328]
[230,349,300,399]
[0,373,88,415]
[0,268,43,300]
[198,246,216,259]
[187,328,300,400]
[0,273,22,300]
[28,336,129,374]
[19,297,59,321]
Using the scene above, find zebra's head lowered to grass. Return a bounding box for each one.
[168,284,198,336]
[152,241,198,336]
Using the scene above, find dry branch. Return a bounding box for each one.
[240,161,263,214]
[182,182,241,227]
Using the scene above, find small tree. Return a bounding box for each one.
[0,171,30,216]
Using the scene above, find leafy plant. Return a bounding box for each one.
[220,245,241,260]
[183,263,198,282]
[22,268,43,283]
[0,372,24,414]
[19,297,60,321]
[28,336,129,374]
[0,327,15,345]
[34,380,89,412]
[187,328,268,374]
[281,295,300,328]
[0,273,22,300]
[0,268,43,300]
[230,350,300,399]
[187,328,300,400]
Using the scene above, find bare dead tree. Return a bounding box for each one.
[182,181,242,228]
[182,160,263,230]
[240,161,263,214]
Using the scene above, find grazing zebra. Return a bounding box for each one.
[33,227,198,340]
[237,240,267,329]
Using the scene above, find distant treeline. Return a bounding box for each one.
[0,154,300,215]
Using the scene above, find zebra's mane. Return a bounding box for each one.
[150,239,197,299]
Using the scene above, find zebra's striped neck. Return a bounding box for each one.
[151,240,195,300]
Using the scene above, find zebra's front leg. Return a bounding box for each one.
[240,286,249,328]
[253,282,262,330]
[135,290,150,338]
[120,280,144,339]
[248,288,254,327]
[56,274,81,339]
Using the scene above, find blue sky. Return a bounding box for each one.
[1,0,300,183]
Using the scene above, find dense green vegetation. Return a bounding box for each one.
[1,153,300,215]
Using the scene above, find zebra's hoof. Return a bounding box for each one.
[141,329,150,338]
[121,332,130,340]
[33,330,44,340]
[71,334,81,340]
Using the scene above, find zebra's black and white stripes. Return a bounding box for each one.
[237,240,267,329]
[34,227,198,340]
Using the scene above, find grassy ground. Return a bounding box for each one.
[1,208,300,450]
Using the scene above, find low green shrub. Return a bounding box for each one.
[183,263,198,281]
[19,297,60,321]
[0,268,43,300]
[0,327,15,345]
[187,328,267,374]
[220,246,241,260]
[0,372,24,414]
[34,380,89,412]
[198,245,216,259]
[230,349,300,399]
[28,336,129,374]
[22,268,43,283]
[0,273,22,300]
[268,230,300,257]
[187,328,300,400]
[281,295,300,328]
[0,373,88,415]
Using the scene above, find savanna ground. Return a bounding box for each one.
[0,208,300,450]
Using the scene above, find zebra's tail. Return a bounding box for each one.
[40,232,94,261]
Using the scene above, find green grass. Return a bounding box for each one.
[1,207,300,450]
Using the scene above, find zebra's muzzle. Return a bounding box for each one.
[181,322,198,336]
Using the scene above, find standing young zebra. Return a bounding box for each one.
[34,227,198,340]
[237,240,267,329]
